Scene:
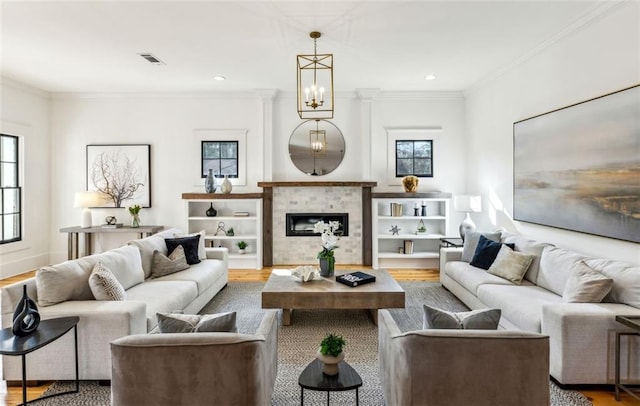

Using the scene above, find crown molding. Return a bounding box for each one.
[49,90,260,101]
[0,76,50,99]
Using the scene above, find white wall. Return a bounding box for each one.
[464,1,640,264]
[0,79,51,277]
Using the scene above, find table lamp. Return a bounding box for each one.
[453,195,481,241]
[74,191,101,228]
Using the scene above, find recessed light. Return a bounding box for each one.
[425,74,436,81]
[213,75,226,81]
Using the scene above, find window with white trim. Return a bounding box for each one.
[395,139,433,177]
[0,134,21,244]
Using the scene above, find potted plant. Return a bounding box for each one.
[317,333,346,376]
[313,221,341,277]
[226,227,235,236]
[236,240,248,254]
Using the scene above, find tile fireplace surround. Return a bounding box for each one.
[258,182,376,266]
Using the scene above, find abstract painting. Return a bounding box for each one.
[513,85,639,243]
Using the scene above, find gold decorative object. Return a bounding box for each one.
[402,176,419,192]
[297,32,334,119]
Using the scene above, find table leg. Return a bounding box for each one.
[356,387,359,405]
[327,391,330,405]
[21,354,26,406]
[283,309,292,326]
[616,331,621,401]
[74,325,79,393]
[67,233,74,260]
[368,309,378,325]
[85,233,92,257]
[300,387,304,406]
[73,233,79,260]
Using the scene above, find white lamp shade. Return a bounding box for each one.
[453,195,482,213]
[74,191,102,208]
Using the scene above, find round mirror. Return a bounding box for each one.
[288,119,346,176]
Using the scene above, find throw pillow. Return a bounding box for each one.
[165,235,201,265]
[174,230,207,261]
[470,235,515,270]
[423,305,501,330]
[461,231,501,263]
[150,245,190,278]
[88,262,127,301]
[487,245,534,285]
[562,261,614,303]
[156,312,237,333]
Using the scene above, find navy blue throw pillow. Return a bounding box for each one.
[165,235,201,265]
[470,235,515,270]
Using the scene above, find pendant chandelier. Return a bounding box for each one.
[297,31,334,119]
[310,120,327,156]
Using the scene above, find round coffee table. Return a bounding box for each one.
[298,358,363,405]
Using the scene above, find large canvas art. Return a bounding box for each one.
[86,144,151,208]
[514,85,639,243]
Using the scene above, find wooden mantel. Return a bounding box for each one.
[259,181,376,267]
[257,181,377,188]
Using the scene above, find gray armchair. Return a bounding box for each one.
[378,309,550,406]
[110,310,278,406]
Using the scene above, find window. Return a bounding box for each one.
[396,140,433,177]
[201,141,239,178]
[0,134,21,244]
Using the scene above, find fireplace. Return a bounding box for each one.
[286,213,349,237]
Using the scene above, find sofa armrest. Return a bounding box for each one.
[378,310,404,405]
[440,247,463,265]
[206,247,229,261]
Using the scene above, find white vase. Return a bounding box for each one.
[221,175,232,194]
[316,350,344,376]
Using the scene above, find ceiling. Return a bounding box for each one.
[1,1,606,94]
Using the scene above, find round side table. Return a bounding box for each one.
[298,358,363,405]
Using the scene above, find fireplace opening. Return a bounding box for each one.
[286,213,349,237]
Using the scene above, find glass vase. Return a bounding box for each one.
[131,214,140,228]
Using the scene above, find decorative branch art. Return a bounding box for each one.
[86,144,151,208]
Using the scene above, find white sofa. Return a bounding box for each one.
[440,232,640,385]
[1,228,228,381]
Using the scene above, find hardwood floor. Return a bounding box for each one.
[0,267,637,405]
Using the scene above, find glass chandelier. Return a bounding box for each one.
[297,31,334,119]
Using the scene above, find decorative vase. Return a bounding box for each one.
[131,214,140,228]
[205,169,217,193]
[319,257,335,277]
[12,285,40,337]
[402,175,419,193]
[238,248,246,255]
[316,350,344,376]
[206,203,217,217]
[221,175,232,194]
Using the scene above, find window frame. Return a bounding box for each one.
[200,140,240,179]
[395,139,434,178]
[0,133,22,245]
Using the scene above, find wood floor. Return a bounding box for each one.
[0,267,637,406]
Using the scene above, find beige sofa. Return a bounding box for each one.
[110,310,278,406]
[1,228,228,381]
[378,309,550,406]
[440,232,640,385]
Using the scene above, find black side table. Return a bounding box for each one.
[615,315,640,401]
[0,316,80,405]
[298,358,363,405]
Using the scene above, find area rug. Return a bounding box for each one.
[41,281,593,405]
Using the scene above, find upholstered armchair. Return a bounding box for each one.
[378,309,550,406]
[110,310,278,406]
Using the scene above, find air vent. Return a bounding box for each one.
[138,53,165,65]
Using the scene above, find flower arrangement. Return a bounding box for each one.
[313,220,341,261]
[128,204,141,216]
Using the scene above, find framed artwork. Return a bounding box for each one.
[86,144,151,208]
[513,85,639,243]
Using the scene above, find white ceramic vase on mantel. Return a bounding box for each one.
[221,175,232,194]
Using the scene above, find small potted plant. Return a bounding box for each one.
[226,227,235,236]
[236,240,248,254]
[317,333,346,376]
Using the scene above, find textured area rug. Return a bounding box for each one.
[41,281,593,405]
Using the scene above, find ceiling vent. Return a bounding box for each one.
[138,53,165,65]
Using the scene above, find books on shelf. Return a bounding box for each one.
[336,271,376,287]
[101,223,123,228]
[233,211,250,217]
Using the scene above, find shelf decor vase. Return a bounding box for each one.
[221,175,233,194]
[319,257,335,277]
[12,285,40,337]
[206,203,217,217]
[316,350,344,376]
[402,175,419,193]
[131,214,140,228]
[205,169,217,193]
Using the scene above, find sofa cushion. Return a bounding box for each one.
[461,231,501,263]
[36,261,94,307]
[501,234,552,283]
[76,245,144,290]
[157,312,237,333]
[150,245,190,279]
[128,228,182,279]
[165,236,201,265]
[562,261,613,303]
[126,280,199,331]
[584,258,640,309]
[537,246,586,296]
[488,245,534,285]
[477,284,563,333]
[174,230,207,260]
[470,235,515,270]
[89,262,127,301]
[444,261,515,296]
[152,259,225,295]
[423,305,501,329]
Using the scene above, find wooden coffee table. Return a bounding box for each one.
[261,268,405,325]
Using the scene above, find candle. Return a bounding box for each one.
[304,88,310,102]
[319,87,325,102]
